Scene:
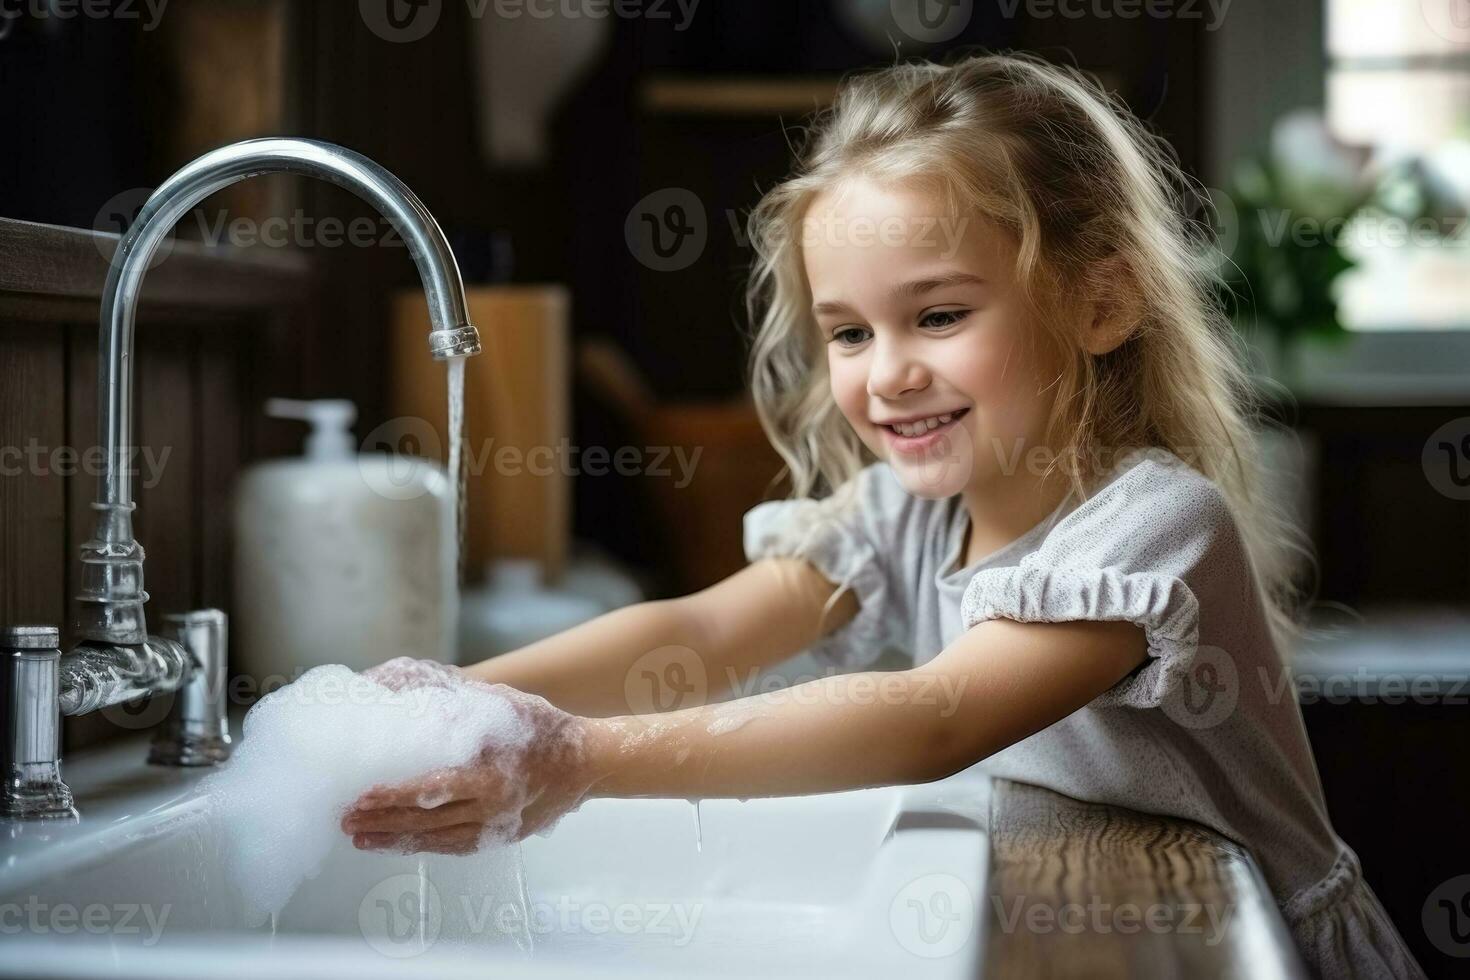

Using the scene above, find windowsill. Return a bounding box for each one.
[1253,329,1470,406]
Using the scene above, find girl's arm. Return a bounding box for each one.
[582,616,1147,799]
[459,558,860,717]
[340,612,1147,854]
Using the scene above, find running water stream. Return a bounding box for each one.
[447,358,467,587]
[417,857,429,952]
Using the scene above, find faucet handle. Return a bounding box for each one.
[149,610,232,767]
[1,625,76,819]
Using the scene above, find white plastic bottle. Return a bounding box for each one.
[233,399,457,690]
[457,559,607,663]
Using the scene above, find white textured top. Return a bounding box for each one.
[744,448,1424,979]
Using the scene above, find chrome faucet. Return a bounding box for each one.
[1,138,482,819]
[79,137,483,647]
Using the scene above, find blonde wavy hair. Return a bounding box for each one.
[743,51,1311,647]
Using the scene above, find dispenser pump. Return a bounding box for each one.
[266,398,357,460]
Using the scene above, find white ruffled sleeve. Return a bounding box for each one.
[743,463,908,670]
[958,452,1248,710]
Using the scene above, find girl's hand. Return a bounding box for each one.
[339,678,603,855]
[362,655,467,692]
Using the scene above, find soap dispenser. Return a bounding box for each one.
[233,399,457,692]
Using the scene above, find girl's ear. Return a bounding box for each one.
[1076,256,1143,356]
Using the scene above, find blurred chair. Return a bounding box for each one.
[577,338,786,592]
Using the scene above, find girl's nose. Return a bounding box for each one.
[866,335,931,400]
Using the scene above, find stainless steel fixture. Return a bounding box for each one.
[2,138,482,818]
[3,615,229,818]
[1,627,71,818]
[80,137,482,648]
[148,610,232,767]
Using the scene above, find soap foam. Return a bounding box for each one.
[199,663,536,928]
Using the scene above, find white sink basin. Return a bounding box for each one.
[1,736,991,978]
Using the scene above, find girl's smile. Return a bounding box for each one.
[877,406,971,453]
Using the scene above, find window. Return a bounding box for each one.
[1326,0,1470,331]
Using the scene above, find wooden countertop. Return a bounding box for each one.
[985,778,1305,978]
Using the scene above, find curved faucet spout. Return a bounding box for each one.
[78,137,482,645]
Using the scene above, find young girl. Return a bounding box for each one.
[340,53,1424,978]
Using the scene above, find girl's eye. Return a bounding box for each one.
[827,311,967,348]
[830,326,870,348]
[920,309,970,329]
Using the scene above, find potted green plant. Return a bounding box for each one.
[1211,110,1374,389]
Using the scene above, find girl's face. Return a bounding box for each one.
[803,177,1063,499]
